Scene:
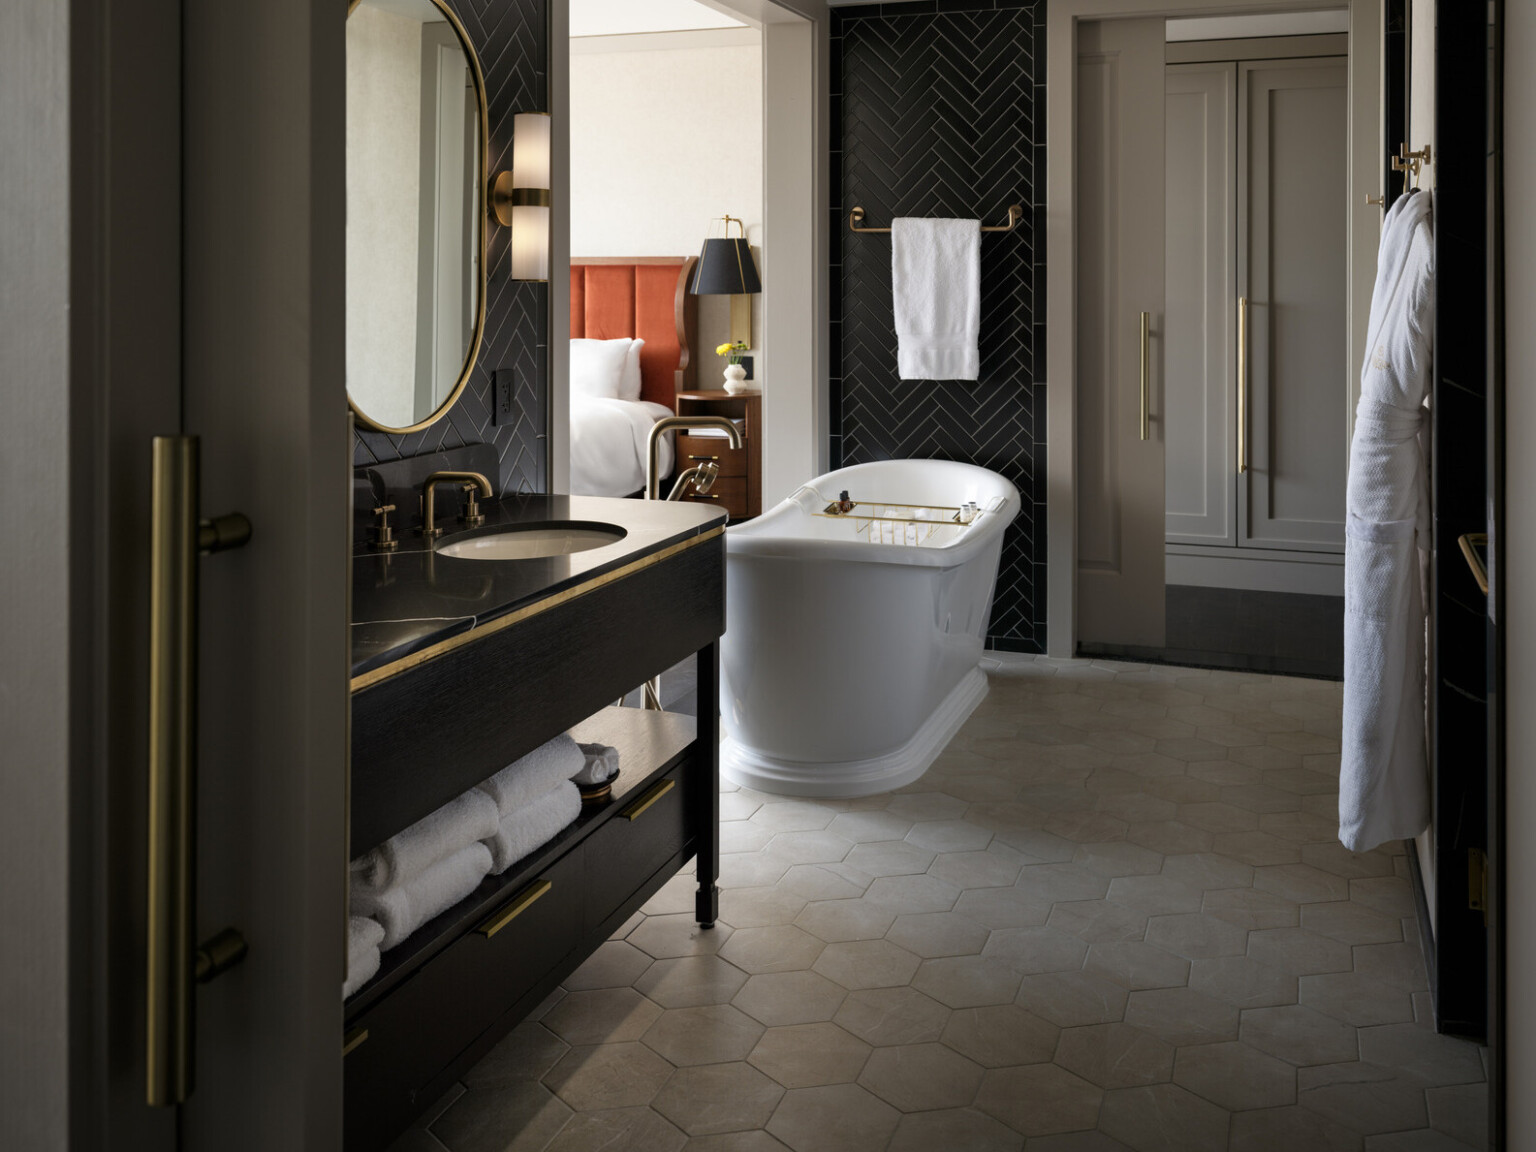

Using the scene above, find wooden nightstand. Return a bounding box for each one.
[674,390,761,520]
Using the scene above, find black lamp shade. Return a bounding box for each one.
[690,238,761,295]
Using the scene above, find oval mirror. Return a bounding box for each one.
[346,0,486,433]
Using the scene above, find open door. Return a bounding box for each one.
[1075,18,1167,649]
[44,0,352,1145]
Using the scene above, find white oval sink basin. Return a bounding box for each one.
[437,523,626,561]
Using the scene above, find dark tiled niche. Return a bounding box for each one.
[831,0,1047,651]
[352,0,550,497]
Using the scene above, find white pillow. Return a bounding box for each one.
[570,338,631,400]
[569,337,646,401]
[620,338,645,401]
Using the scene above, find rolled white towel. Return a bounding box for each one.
[574,743,620,787]
[484,782,582,875]
[344,916,385,998]
[349,787,500,894]
[351,842,493,950]
[477,734,585,816]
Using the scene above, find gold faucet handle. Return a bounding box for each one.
[370,504,399,552]
[459,483,486,527]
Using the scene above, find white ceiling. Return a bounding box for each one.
[570,0,746,38]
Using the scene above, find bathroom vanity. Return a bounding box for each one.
[345,491,725,1152]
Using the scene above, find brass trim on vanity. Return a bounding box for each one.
[621,778,675,821]
[343,1026,370,1057]
[476,879,553,938]
[349,525,725,693]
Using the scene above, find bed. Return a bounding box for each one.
[568,257,697,497]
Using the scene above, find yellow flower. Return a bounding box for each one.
[715,343,733,356]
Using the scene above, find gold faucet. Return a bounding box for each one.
[420,471,492,537]
[646,417,743,501]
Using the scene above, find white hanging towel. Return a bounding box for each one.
[1339,190,1434,853]
[891,217,981,380]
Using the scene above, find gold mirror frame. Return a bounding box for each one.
[345,0,490,436]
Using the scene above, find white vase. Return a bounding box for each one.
[723,363,748,394]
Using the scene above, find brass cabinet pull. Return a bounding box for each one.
[1139,311,1151,442]
[688,454,721,462]
[621,778,675,822]
[1237,296,1249,475]
[342,1027,370,1057]
[1458,533,1489,595]
[476,878,553,939]
[145,436,250,1107]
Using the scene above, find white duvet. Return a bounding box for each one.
[569,396,674,497]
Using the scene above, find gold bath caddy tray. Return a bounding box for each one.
[817,499,967,524]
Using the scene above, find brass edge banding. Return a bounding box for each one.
[350,526,725,692]
[622,778,675,821]
[343,1026,369,1057]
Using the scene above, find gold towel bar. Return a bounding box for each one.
[848,204,1024,234]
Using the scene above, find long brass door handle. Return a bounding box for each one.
[1458,533,1489,595]
[622,778,676,821]
[1237,297,1249,475]
[476,878,553,939]
[146,436,250,1107]
[1139,311,1151,441]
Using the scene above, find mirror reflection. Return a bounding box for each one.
[347,0,484,433]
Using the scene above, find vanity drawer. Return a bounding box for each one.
[679,478,748,518]
[584,766,690,930]
[345,845,582,1152]
[676,434,747,477]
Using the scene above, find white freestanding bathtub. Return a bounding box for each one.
[720,459,1020,797]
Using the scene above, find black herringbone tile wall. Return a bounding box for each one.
[832,0,1046,651]
[353,0,549,496]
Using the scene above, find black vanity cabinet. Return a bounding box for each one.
[344,507,724,1152]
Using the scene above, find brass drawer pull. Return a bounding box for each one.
[1458,533,1489,595]
[475,878,553,939]
[689,454,721,462]
[342,1027,369,1057]
[689,493,721,501]
[621,778,676,821]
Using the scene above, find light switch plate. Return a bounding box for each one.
[741,356,754,381]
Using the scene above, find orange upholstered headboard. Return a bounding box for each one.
[570,257,698,408]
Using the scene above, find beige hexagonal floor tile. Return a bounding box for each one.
[718,925,825,975]
[1300,900,1404,946]
[1083,941,1191,992]
[1187,956,1297,1010]
[912,954,1024,1008]
[542,988,664,1047]
[431,1080,573,1152]
[1239,1004,1360,1066]
[1246,926,1354,976]
[1298,972,1416,1027]
[856,1041,984,1112]
[542,1107,686,1152]
[1017,970,1131,1027]
[543,1042,674,1111]
[1172,1039,1296,1111]
[929,847,1028,889]
[749,802,836,834]
[1124,987,1240,1046]
[974,1064,1103,1138]
[641,1004,765,1067]
[764,1084,901,1152]
[886,1107,1024,1152]
[1054,1022,1174,1089]
[1225,1104,1364,1151]
[746,1022,871,1089]
[652,1063,784,1137]
[940,1003,1059,1067]
[1295,1061,1429,1135]
[1143,912,1249,960]
[832,985,950,1047]
[792,898,895,943]
[982,926,1089,975]
[811,939,921,990]
[733,971,847,1028]
[717,887,809,930]
[824,809,913,844]
[1098,1082,1230,1152]
[1201,886,1299,931]
[634,956,749,1009]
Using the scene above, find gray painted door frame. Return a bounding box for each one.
[1045,0,1383,656]
[0,0,349,1146]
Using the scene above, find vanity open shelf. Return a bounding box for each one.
[345,484,724,1152]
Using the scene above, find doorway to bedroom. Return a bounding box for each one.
[564,0,765,517]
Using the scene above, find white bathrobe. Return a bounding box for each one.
[1339,190,1434,853]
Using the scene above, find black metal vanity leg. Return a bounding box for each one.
[695,639,720,928]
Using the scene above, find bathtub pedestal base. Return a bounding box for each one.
[721,667,990,798]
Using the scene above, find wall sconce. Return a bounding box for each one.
[491,111,550,282]
[689,214,761,348]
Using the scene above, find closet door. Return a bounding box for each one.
[1076,18,1166,648]
[1239,58,1350,552]
[1164,62,1237,548]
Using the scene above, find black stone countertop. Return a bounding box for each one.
[351,494,725,680]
